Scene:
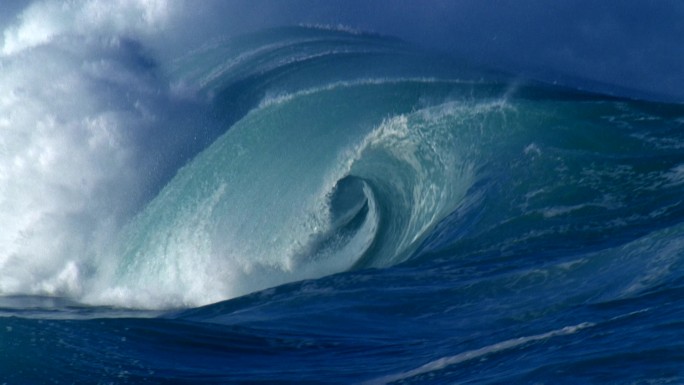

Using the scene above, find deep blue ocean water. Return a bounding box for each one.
[2,5,684,384]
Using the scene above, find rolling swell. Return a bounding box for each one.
[83,26,684,310]
[4,25,684,317]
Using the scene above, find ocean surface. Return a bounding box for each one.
[2,3,684,384]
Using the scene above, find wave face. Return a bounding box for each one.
[3,4,684,384]
[96,28,502,307]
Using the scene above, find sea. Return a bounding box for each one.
[2,2,684,384]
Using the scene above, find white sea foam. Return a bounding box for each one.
[0,1,205,299]
[2,0,175,56]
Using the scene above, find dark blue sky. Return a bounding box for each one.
[208,0,683,101]
[2,0,682,101]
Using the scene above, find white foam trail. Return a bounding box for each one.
[258,77,477,109]
[366,322,595,385]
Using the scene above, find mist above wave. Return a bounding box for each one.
[0,0,215,298]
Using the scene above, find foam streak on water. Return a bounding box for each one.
[367,322,596,385]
